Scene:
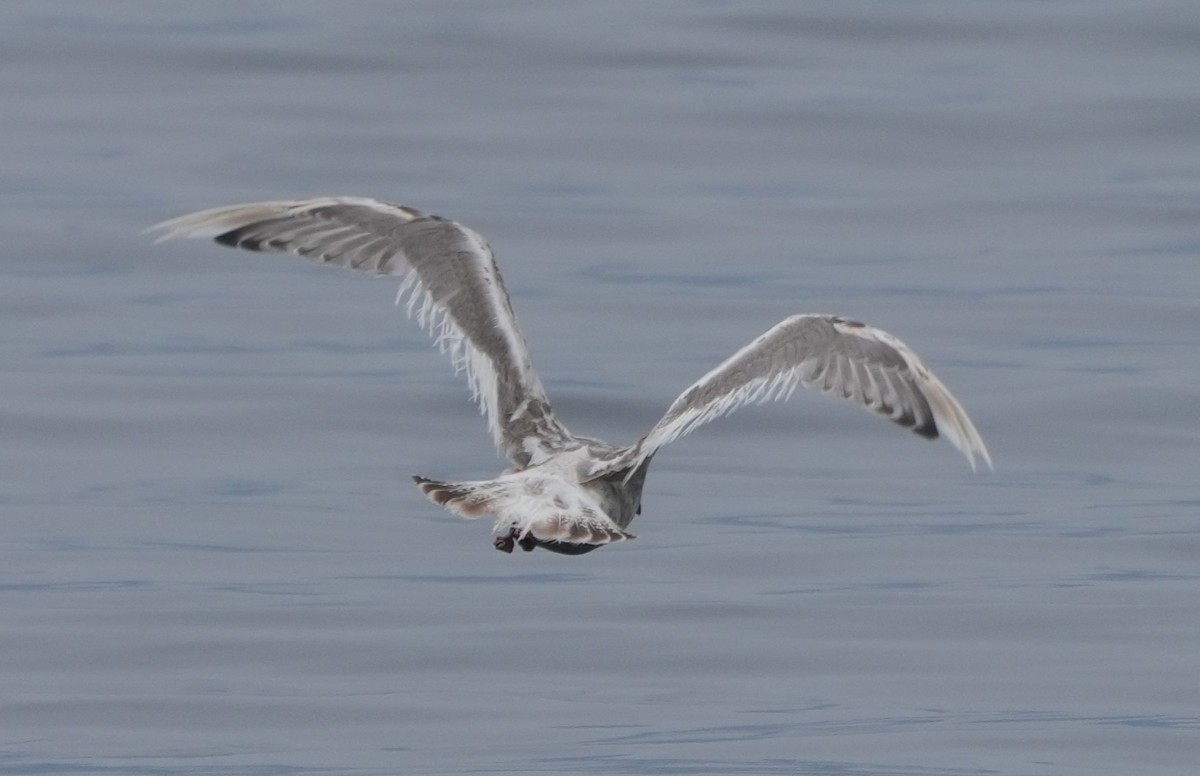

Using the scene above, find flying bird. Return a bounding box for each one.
[151,198,991,555]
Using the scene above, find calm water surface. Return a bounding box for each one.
[2,2,1198,774]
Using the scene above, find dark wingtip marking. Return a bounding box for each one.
[913,420,939,440]
[214,227,288,253]
[213,230,242,248]
[214,227,272,252]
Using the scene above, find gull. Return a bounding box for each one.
[151,197,991,555]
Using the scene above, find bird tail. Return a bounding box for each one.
[411,475,499,519]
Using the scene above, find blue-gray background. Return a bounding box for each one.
[2,2,1197,774]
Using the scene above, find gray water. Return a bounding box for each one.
[2,2,1198,774]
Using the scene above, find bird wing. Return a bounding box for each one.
[616,314,991,473]
[150,197,569,468]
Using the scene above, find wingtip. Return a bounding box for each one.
[142,221,175,243]
[960,443,993,474]
[144,214,210,244]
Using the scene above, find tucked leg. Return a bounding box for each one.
[493,530,516,553]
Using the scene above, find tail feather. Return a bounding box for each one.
[412,475,496,518]
[413,471,634,552]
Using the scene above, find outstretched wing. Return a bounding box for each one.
[622,314,991,473]
[150,197,569,468]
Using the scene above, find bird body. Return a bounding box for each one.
[414,441,651,554]
[152,198,990,554]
